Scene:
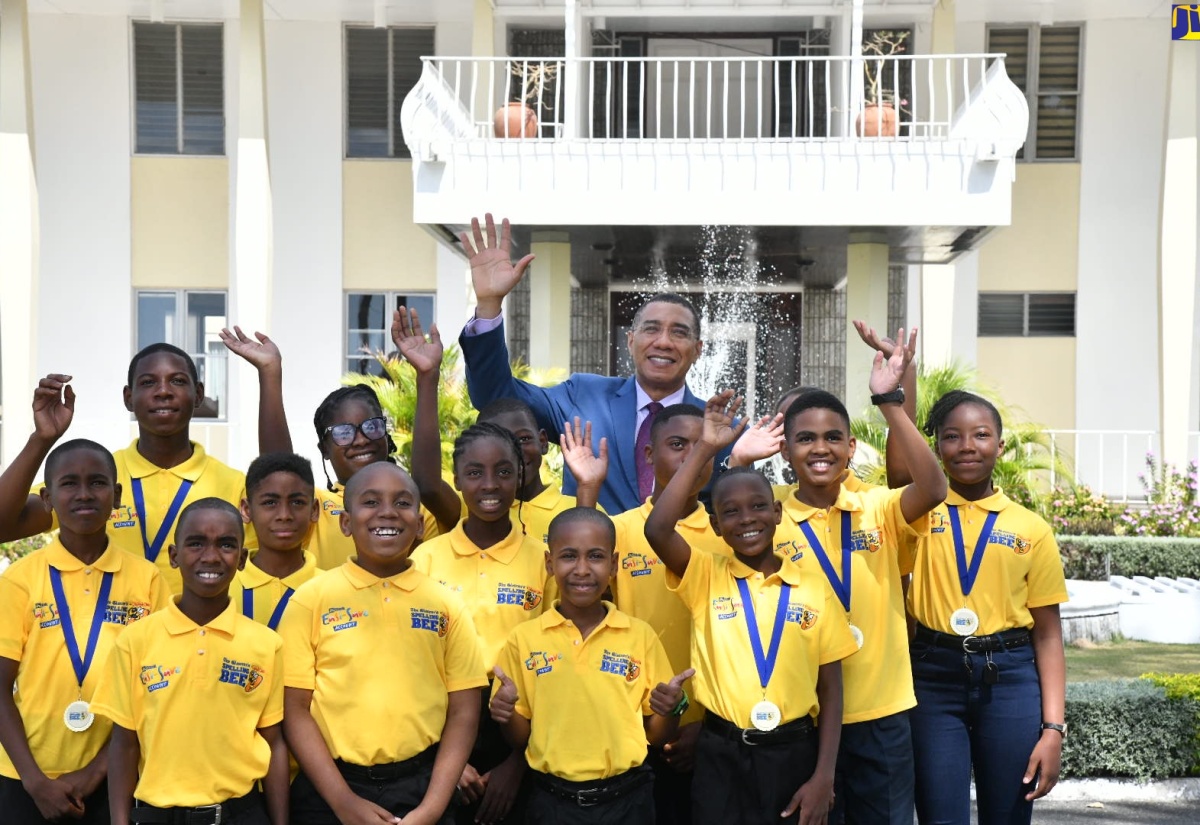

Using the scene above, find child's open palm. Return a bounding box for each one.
[868,327,917,396]
[31,374,74,443]
[219,326,281,372]
[702,391,748,451]
[392,307,443,376]
[560,418,608,491]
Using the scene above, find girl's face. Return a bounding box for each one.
[320,397,390,485]
[935,402,1005,488]
[486,410,547,495]
[454,436,520,523]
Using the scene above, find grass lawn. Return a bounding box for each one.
[1065,638,1200,682]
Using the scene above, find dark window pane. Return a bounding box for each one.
[1035,93,1078,159]
[181,25,225,155]
[134,22,179,153]
[978,293,1025,336]
[1028,293,1075,336]
[347,293,387,330]
[347,27,391,157]
[392,28,435,159]
[395,293,435,325]
[184,292,227,354]
[1038,27,1080,93]
[137,292,176,348]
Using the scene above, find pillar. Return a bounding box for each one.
[844,232,889,415]
[435,241,469,345]
[1158,40,1199,470]
[0,0,38,464]
[529,233,572,373]
[231,0,273,469]
[472,0,494,125]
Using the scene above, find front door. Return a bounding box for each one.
[644,38,774,139]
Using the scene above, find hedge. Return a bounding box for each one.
[1058,535,1200,580]
[1142,673,1200,774]
[1063,679,1197,780]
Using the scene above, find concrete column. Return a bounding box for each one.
[562,0,584,139]
[231,0,273,470]
[0,0,38,464]
[529,233,572,373]
[1158,41,1199,470]
[929,0,955,127]
[919,264,957,368]
[844,232,889,415]
[471,0,494,124]
[435,240,469,347]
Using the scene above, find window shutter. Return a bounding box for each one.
[978,293,1025,336]
[1035,26,1080,160]
[987,28,1029,160]
[391,28,435,159]
[1028,293,1076,336]
[181,24,224,155]
[347,27,390,157]
[134,22,179,154]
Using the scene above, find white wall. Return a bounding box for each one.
[30,13,133,452]
[1075,19,1168,433]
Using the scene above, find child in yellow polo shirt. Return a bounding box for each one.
[279,462,486,825]
[0,345,251,596]
[490,507,689,825]
[233,453,321,630]
[645,392,858,825]
[907,391,1068,825]
[0,376,170,825]
[92,498,287,825]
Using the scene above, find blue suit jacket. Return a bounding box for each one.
[460,321,732,514]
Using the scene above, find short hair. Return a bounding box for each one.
[924,390,1004,439]
[712,465,774,505]
[774,385,820,415]
[632,293,701,338]
[342,461,417,509]
[547,507,617,549]
[175,497,244,543]
[127,343,198,388]
[477,397,539,429]
[650,403,703,441]
[246,452,315,497]
[784,390,851,438]
[44,439,118,486]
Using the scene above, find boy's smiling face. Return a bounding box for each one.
[546,521,615,611]
[710,473,781,562]
[339,463,424,573]
[785,407,856,491]
[649,415,713,498]
[123,351,203,438]
[169,509,246,599]
[41,449,119,538]
[242,471,318,554]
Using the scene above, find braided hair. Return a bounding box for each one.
[452,421,527,533]
[313,385,398,492]
[923,391,1003,439]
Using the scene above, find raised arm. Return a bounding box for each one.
[853,321,917,488]
[219,327,294,454]
[393,307,461,532]
[869,329,947,523]
[559,418,608,510]
[0,375,75,542]
[644,392,747,579]
[462,214,536,322]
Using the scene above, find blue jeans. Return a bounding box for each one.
[910,637,1040,825]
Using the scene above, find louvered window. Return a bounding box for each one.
[979,292,1076,337]
[987,25,1082,161]
[346,26,434,159]
[134,22,224,155]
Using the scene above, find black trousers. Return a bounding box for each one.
[453,688,529,825]
[0,775,110,825]
[691,725,818,825]
[290,760,453,825]
[526,769,655,825]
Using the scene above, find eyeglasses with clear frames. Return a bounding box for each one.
[323,416,388,447]
[634,322,695,342]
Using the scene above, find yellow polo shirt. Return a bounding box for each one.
[772,469,876,503]
[231,551,321,630]
[776,487,925,724]
[310,487,440,571]
[611,501,728,726]
[493,602,673,781]
[279,562,487,765]
[91,598,284,808]
[410,521,547,670]
[669,550,856,727]
[906,489,1068,635]
[0,540,169,780]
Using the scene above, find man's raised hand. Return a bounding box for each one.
[392,307,444,376]
[31,375,75,444]
[490,666,519,724]
[460,214,535,320]
[650,668,695,716]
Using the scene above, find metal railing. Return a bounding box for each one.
[1043,430,1200,502]
[405,52,1026,146]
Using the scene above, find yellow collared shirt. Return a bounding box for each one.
[776,486,926,724]
[906,489,1068,635]
[611,500,728,726]
[669,550,857,727]
[279,562,488,765]
[493,602,673,782]
[410,520,547,670]
[90,598,284,808]
[0,540,169,780]
[231,551,322,629]
[772,468,877,503]
[309,487,440,571]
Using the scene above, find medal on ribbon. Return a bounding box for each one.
[736,577,791,731]
[49,567,113,733]
[799,511,861,647]
[132,478,194,563]
[947,507,999,637]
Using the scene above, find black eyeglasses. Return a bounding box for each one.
[324,417,388,447]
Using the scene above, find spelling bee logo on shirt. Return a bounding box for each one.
[525,651,562,676]
[496,583,543,611]
[410,608,449,636]
[33,602,60,629]
[322,606,367,632]
[784,603,819,630]
[219,657,266,693]
[1173,5,1200,40]
[599,649,641,682]
[849,528,883,553]
[140,664,182,693]
[105,601,153,626]
[987,530,1031,555]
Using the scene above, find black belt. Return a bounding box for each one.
[703,712,815,746]
[531,765,652,807]
[335,744,438,782]
[130,790,262,824]
[914,624,1031,653]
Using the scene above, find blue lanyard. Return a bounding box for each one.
[48,568,114,689]
[798,510,853,612]
[735,576,791,692]
[131,478,194,563]
[242,586,296,631]
[947,506,1000,598]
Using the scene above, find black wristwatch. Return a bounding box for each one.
[870,388,905,406]
[1040,722,1067,740]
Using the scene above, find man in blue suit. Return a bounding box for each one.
[457,214,732,514]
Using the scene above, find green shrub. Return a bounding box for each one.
[1142,672,1200,773]
[0,535,50,564]
[1047,485,1118,536]
[1058,534,1200,580]
[1063,679,1195,780]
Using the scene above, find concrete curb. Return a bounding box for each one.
[1049,777,1200,802]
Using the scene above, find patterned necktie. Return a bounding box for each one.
[635,401,664,503]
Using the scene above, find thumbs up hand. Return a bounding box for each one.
[490,666,519,724]
[650,668,695,717]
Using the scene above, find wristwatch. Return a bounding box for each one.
[670,694,690,718]
[1041,722,1068,740]
[870,388,905,406]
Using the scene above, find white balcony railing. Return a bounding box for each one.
[1044,430,1200,502]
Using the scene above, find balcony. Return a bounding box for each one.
[400,52,1028,233]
